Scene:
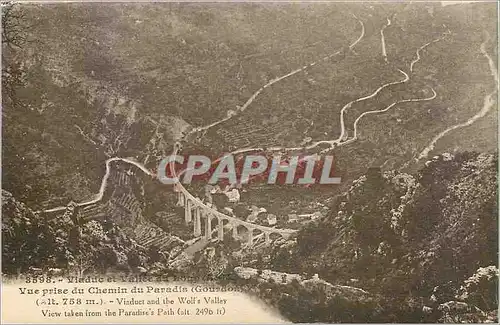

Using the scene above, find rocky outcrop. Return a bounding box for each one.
[1,190,153,275]
[267,152,498,323]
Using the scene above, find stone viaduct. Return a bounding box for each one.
[40,143,298,248]
[171,143,297,246]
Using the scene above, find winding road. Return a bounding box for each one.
[42,17,445,222]
[350,87,437,143]
[380,17,392,63]
[41,16,367,214]
[41,157,154,213]
[349,15,366,50]
[417,32,498,161]
[192,17,366,135]
[301,68,410,151]
[409,33,448,73]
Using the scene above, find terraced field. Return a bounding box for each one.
[134,223,184,251]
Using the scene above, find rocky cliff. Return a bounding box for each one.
[264,152,497,322]
[1,189,153,276]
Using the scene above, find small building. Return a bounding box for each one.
[267,214,277,226]
[311,211,323,220]
[224,188,240,203]
[287,214,298,223]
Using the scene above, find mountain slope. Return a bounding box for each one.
[266,152,497,322]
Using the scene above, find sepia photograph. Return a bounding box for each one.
[1,0,498,323]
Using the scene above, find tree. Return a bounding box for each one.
[1,2,28,104]
[457,265,498,311]
[2,2,27,47]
